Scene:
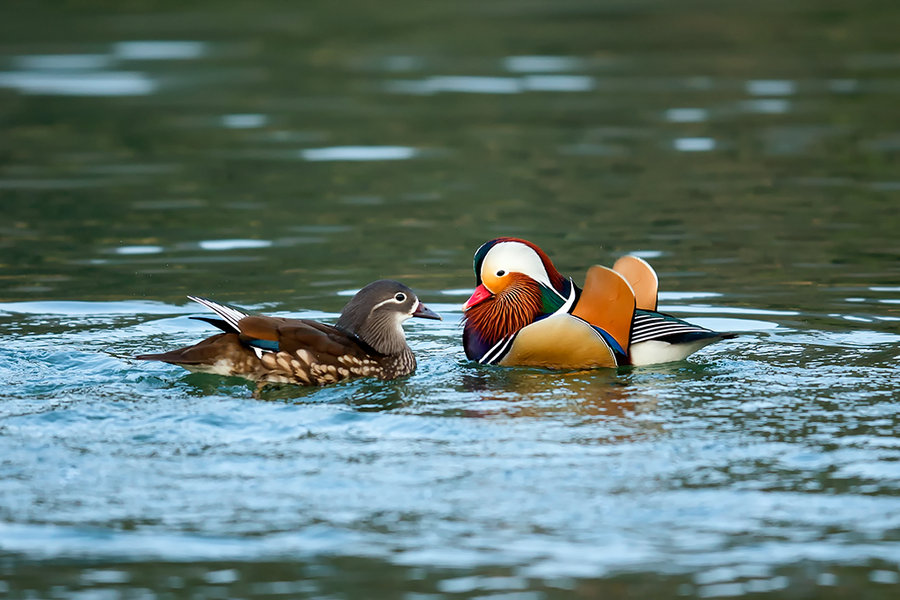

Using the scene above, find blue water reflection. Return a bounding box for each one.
[673,137,716,151]
[503,55,587,73]
[0,41,207,96]
[112,41,207,61]
[0,70,156,96]
[300,146,420,161]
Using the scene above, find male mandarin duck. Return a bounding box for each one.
[462,238,734,369]
[137,280,441,385]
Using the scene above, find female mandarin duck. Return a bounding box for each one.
[462,238,734,369]
[137,280,441,385]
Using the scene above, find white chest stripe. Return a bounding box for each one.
[555,278,576,314]
[480,335,515,365]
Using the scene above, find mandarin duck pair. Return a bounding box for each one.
[138,238,733,386]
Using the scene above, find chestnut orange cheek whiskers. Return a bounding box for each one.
[463,275,543,345]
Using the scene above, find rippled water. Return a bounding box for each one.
[2,1,899,598]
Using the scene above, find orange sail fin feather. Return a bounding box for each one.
[612,255,659,311]
[571,266,636,351]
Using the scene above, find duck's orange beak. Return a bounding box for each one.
[464,284,493,310]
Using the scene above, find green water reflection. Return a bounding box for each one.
[1,0,899,598]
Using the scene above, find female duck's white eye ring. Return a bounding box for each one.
[394,292,407,302]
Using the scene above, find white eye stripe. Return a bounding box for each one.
[370,298,394,311]
[371,293,413,312]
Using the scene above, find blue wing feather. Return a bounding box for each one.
[248,339,280,352]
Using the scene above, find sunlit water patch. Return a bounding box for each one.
[197,239,273,251]
[113,245,165,255]
[221,113,268,129]
[502,55,587,73]
[673,137,716,152]
[112,41,207,61]
[299,146,420,161]
[746,79,796,96]
[0,70,157,96]
[665,108,709,123]
[385,75,595,94]
[0,40,207,97]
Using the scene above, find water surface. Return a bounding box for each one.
[1,0,899,597]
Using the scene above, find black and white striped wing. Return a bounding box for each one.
[630,310,719,344]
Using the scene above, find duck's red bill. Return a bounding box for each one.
[464,284,493,310]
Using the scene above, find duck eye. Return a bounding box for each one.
[394,293,406,302]
[496,270,506,277]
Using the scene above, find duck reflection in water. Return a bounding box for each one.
[458,367,661,432]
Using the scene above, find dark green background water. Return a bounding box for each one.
[1,1,898,598]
